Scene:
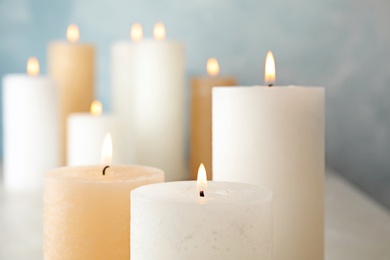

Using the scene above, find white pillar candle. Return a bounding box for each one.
[44,136,164,259]
[132,23,185,181]
[3,57,59,191]
[212,52,324,259]
[67,100,123,166]
[131,164,273,260]
[111,23,143,163]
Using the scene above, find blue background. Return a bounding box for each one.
[1,0,390,208]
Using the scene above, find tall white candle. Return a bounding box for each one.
[44,135,164,260]
[131,164,273,259]
[111,23,143,163]
[212,52,325,259]
[3,57,59,190]
[132,23,185,181]
[67,100,123,166]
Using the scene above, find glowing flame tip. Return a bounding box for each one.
[153,22,166,41]
[27,57,40,76]
[207,57,220,76]
[131,23,143,42]
[67,24,80,43]
[101,133,113,165]
[265,51,276,85]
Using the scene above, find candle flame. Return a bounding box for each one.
[90,100,102,116]
[67,24,80,43]
[27,57,40,76]
[153,22,166,41]
[207,58,220,76]
[130,23,143,42]
[101,133,113,165]
[265,51,275,85]
[196,163,207,193]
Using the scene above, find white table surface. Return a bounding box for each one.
[0,170,389,260]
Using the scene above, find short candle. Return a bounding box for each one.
[44,135,164,259]
[131,164,273,259]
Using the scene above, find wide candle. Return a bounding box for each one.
[212,51,324,259]
[3,57,59,190]
[131,164,273,259]
[111,23,143,163]
[48,24,95,165]
[131,22,185,181]
[67,100,123,166]
[44,134,164,260]
[190,58,236,180]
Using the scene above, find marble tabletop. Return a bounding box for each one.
[0,170,389,259]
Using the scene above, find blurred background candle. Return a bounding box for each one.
[132,22,185,181]
[189,58,236,180]
[3,57,59,190]
[111,23,143,163]
[67,100,123,166]
[213,52,324,259]
[48,24,95,165]
[44,135,164,260]
[131,164,272,260]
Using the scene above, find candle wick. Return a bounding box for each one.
[268,84,273,87]
[102,165,110,176]
[200,190,205,197]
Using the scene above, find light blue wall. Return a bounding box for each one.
[1,0,390,207]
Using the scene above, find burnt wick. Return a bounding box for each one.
[200,190,205,197]
[102,165,110,176]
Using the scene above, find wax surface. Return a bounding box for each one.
[190,77,235,180]
[44,165,164,260]
[213,86,324,260]
[48,42,95,165]
[131,181,272,260]
[132,39,185,181]
[67,113,123,166]
[111,41,137,163]
[3,75,59,191]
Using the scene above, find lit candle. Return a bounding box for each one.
[44,134,164,259]
[67,100,123,166]
[190,58,236,180]
[111,23,144,163]
[3,57,59,190]
[48,24,95,165]
[213,51,324,259]
[131,22,185,180]
[131,164,273,259]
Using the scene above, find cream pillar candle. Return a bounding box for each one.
[67,100,123,166]
[44,136,164,259]
[132,23,185,181]
[48,24,95,165]
[3,57,59,191]
[111,23,143,163]
[190,58,236,180]
[212,51,324,260]
[131,164,273,259]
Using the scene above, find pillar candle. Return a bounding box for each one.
[48,24,95,165]
[212,51,324,259]
[111,23,143,163]
[190,58,236,180]
[67,100,123,166]
[131,164,272,259]
[3,57,59,190]
[132,23,185,181]
[44,152,164,259]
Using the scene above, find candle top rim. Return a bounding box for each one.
[132,181,273,204]
[45,165,164,183]
[49,40,95,47]
[213,85,324,89]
